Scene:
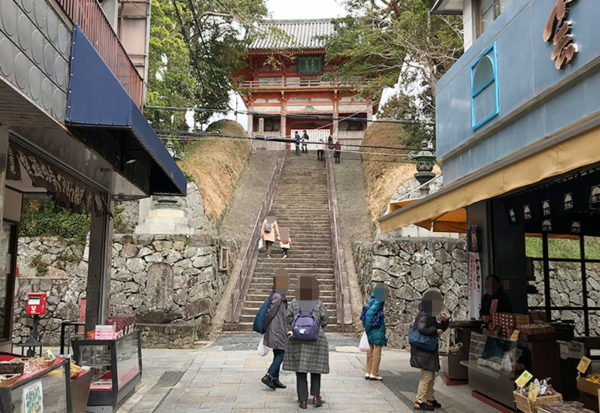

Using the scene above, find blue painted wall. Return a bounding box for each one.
[436,0,600,184]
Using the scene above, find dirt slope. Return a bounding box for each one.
[177,120,252,222]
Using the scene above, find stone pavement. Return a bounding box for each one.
[117,333,497,413]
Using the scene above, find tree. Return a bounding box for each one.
[144,0,268,128]
[324,0,463,145]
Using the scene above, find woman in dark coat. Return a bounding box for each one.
[410,290,449,411]
[283,275,329,409]
[261,270,289,390]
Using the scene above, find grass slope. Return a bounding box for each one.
[177,120,252,222]
[361,122,441,227]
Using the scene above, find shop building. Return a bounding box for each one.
[381,0,600,409]
[235,19,380,148]
[0,1,184,409]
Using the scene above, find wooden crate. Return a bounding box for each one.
[513,391,563,413]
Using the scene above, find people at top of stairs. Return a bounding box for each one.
[294,131,301,156]
[301,130,309,154]
[261,211,280,259]
[333,140,341,164]
[317,138,326,161]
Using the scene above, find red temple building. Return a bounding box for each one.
[235,19,382,148]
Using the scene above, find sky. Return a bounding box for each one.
[266,0,344,19]
[199,0,397,131]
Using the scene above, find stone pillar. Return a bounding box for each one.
[333,99,339,140]
[280,99,287,139]
[85,197,114,332]
[247,109,254,138]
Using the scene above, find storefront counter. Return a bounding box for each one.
[72,330,142,412]
[0,356,71,412]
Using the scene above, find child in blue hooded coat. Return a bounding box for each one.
[362,283,388,381]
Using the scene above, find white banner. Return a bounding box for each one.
[468,252,482,319]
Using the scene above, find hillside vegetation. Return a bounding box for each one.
[177,120,252,222]
[361,122,440,227]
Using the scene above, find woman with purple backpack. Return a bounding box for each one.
[362,283,388,381]
[283,275,329,409]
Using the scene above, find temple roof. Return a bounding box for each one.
[249,19,336,50]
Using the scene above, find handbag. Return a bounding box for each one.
[258,238,264,250]
[257,335,269,357]
[372,311,384,328]
[408,324,438,352]
[358,331,370,352]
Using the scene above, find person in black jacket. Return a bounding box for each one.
[301,130,309,154]
[410,290,449,411]
[294,131,301,156]
[480,275,512,319]
[261,269,289,390]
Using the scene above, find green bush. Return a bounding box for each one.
[19,200,90,241]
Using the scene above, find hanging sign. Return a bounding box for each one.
[542,200,551,216]
[542,219,553,232]
[467,225,482,319]
[7,143,106,216]
[515,370,534,388]
[564,193,574,210]
[591,185,600,208]
[510,329,520,342]
[508,208,517,223]
[523,205,532,220]
[577,356,592,374]
[571,221,581,234]
[543,0,579,70]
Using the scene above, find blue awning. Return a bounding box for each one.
[66,25,186,196]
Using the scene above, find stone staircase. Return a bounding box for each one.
[225,154,342,332]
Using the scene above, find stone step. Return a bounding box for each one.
[222,322,345,333]
[239,314,338,324]
[245,295,336,303]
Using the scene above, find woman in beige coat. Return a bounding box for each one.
[260,211,280,259]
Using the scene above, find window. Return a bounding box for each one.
[478,0,513,35]
[471,43,498,129]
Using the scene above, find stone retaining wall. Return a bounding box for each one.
[353,238,468,348]
[13,234,237,348]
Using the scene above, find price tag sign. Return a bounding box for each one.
[578,356,592,374]
[510,329,520,341]
[515,370,533,388]
[528,382,539,401]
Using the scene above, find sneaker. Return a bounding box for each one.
[413,401,434,411]
[266,254,271,259]
[365,373,370,380]
[369,374,383,381]
[272,378,286,389]
[282,254,287,259]
[261,374,275,390]
[427,400,442,408]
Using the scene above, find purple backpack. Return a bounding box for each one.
[291,303,320,341]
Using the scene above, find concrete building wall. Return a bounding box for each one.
[0,0,72,122]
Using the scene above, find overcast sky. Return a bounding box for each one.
[266,0,344,19]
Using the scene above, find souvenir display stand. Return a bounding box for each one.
[72,330,142,412]
[0,356,71,413]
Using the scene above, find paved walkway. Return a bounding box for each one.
[117,333,496,413]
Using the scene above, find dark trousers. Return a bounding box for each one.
[265,241,274,255]
[295,144,300,155]
[334,152,340,163]
[296,372,321,402]
[317,150,324,160]
[267,349,284,378]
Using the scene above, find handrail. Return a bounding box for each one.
[56,0,144,108]
[241,79,373,89]
[325,150,351,328]
[228,150,287,323]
